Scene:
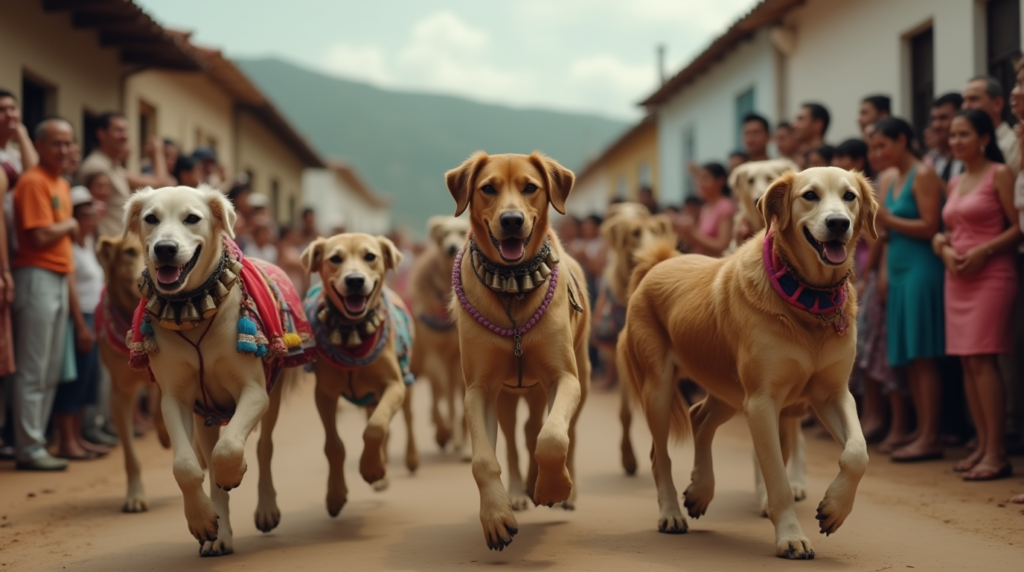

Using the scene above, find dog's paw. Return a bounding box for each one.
[532,465,573,507]
[406,449,420,474]
[184,496,219,544]
[480,506,518,551]
[123,493,148,513]
[326,492,347,518]
[254,500,281,533]
[509,490,531,512]
[559,498,576,511]
[622,444,638,476]
[776,531,815,559]
[371,476,390,492]
[211,441,247,491]
[657,510,688,534]
[792,482,807,502]
[815,495,852,536]
[682,480,714,519]
[435,424,452,450]
[199,536,233,557]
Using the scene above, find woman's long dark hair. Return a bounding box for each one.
[835,138,874,178]
[955,109,1006,164]
[872,117,921,158]
[701,162,731,197]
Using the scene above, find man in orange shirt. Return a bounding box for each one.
[11,118,78,471]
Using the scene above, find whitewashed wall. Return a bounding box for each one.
[302,169,391,236]
[564,169,611,218]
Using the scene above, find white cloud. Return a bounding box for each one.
[323,43,393,86]
[567,55,657,114]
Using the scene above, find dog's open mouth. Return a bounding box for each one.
[155,246,201,289]
[332,283,369,318]
[803,227,847,265]
[488,228,533,263]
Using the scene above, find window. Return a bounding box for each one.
[271,178,280,220]
[138,100,157,160]
[638,162,651,188]
[21,72,56,138]
[735,88,755,149]
[988,0,1021,125]
[910,27,934,142]
[683,126,696,198]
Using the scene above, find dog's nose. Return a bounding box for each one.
[154,241,178,262]
[825,215,851,233]
[344,274,366,291]
[499,211,525,232]
[447,245,458,256]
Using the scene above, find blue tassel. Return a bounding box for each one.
[237,315,259,354]
[140,318,154,336]
[238,316,257,335]
[255,344,268,358]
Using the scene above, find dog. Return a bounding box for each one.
[122,185,315,556]
[409,216,470,458]
[592,204,672,475]
[445,151,591,551]
[96,234,170,513]
[301,232,418,516]
[729,159,800,244]
[617,167,876,559]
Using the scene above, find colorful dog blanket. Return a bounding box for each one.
[592,281,627,345]
[95,288,133,357]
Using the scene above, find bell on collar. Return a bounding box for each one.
[138,279,153,299]
[522,273,535,291]
[505,276,519,293]
[329,329,343,346]
[145,296,164,317]
[180,302,200,323]
[220,268,237,287]
[230,260,244,275]
[199,295,218,319]
[364,320,377,334]
[474,256,486,276]
[160,303,178,324]
[317,307,332,326]
[215,281,230,301]
[531,270,543,285]
[372,312,383,327]
[489,272,502,291]
[546,249,560,264]
[346,329,363,347]
[538,262,552,278]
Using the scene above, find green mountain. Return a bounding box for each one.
[236,57,629,236]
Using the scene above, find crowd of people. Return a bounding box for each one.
[562,67,1024,493]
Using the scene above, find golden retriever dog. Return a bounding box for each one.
[445,151,591,551]
[122,185,315,556]
[410,216,470,457]
[96,235,170,513]
[593,204,672,475]
[618,167,876,559]
[301,232,418,516]
[729,159,800,244]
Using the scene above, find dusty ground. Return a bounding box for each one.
[1,375,1023,571]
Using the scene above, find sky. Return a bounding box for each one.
[134,0,759,120]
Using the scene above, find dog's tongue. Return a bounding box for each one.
[156,265,182,285]
[500,238,524,260]
[823,241,847,264]
[344,295,367,314]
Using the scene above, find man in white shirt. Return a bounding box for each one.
[924,93,965,183]
[963,76,1020,175]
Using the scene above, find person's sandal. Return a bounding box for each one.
[962,463,1012,481]
[953,458,979,472]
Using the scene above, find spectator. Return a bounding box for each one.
[277,226,307,293]
[11,118,79,471]
[673,162,735,257]
[963,76,1020,175]
[82,171,112,234]
[925,93,965,183]
[870,117,946,463]
[63,141,81,183]
[793,102,831,166]
[775,121,801,164]
[0,89,39,184]
[935,109,1020,481]
[741,113,771,161]
[172,155,203,188]
[143,138,179,177]
[1010,58,1024,453]
[833,138,871,176]
[0,126,15,458]
[637,185,659,214]
[298,206,319,250]
[859,95,892,135]
[191,147,226,189]
[53,187,106,460]
[808,144,836,168]
[727,150,748,173]
[243,215,278,263]
[78,112,172,238]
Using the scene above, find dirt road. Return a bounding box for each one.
[2,376,1023,571]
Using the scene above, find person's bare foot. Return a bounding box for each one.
[860,419,886,443]
[890,439,944,462]
[954,448,985,472]
[77,434,109,456]
[877,431,914,454]
[1010,494,1024,504]
[57,440,95,460]
[962,456,1012,481]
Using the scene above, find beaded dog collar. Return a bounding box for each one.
[139,248,242,331]
[762,230,850,336]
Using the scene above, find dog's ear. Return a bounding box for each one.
[757,172,794,230]
[122,187,155,240]
[652,213,673,237]
[300,238,327,274]
[445,152,489,217]
[427,216,447,246]
[600,217,625,249]
[529,151,575,215]
[95,236,120,275]
[376,235,403,271]
[727,166,745,194]
[203,185,237,239]
[854,171,879,241]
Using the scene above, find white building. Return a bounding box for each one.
[302,161,391,236]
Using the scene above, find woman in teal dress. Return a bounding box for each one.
[869,117,946,462]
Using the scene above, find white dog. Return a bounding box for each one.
[123,185,314,556]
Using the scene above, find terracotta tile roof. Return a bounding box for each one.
[326,160,390,209]
[640,0,804,107]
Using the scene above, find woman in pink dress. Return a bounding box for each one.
[934,109,1021,481]
[674,162,736,257]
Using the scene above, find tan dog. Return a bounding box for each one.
[301,233,418,516]
[445,151,591,551]
[593,204,672,475]
[123,185,311,556]
[96,235,170,513]
[409,216,470,457]
[730,159,800,243]
[618,167,876,559]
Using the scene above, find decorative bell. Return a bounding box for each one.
[522,274,535,291]
[318,308,332,326]
[160,303,178,324]
[505,276,519,293]
[547,249,560,264]
[364,321,377,334]
[346,329,363,347]
[538,263,552,278]
[199,295,218,318]
[145,297,164,317]
[180,302,200,322]
[490,273,502,291]
[329,329,343,346]
[215,281,230,300]
[531,270,543,285]
[220,268,237,287]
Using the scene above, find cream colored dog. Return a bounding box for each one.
[301,233,418,516]
[618,167,876,559]
[409,216,470,457]
[730,159,800,243]
[123,185,299,556]
[445,151,591,551]
[96,235,170,513]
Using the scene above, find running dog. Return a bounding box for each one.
[96,234,169,513]
[122,185,315,556]
[730,159,800,244]
[592,204,672,475]
[618,167,876,559]
[445,151,591,551]
[409,216,470,457]
[301,232,418,517]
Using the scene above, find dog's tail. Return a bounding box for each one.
[628,238,681,298]
[617,323,692,445]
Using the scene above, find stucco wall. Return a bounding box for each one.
[302,169,391,236]
[238,110,306,226]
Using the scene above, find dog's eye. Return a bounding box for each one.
[143,214,159,225]
[124,248,137,257]
[632,229,641,238]
[523,183,538,194]
[364,253,377,262]
[329,255,343,264]
[802,191,819,201]
[843,191,857,202]
[748,177,755,185]
[183,214,202,225]
[481,184,497,195]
